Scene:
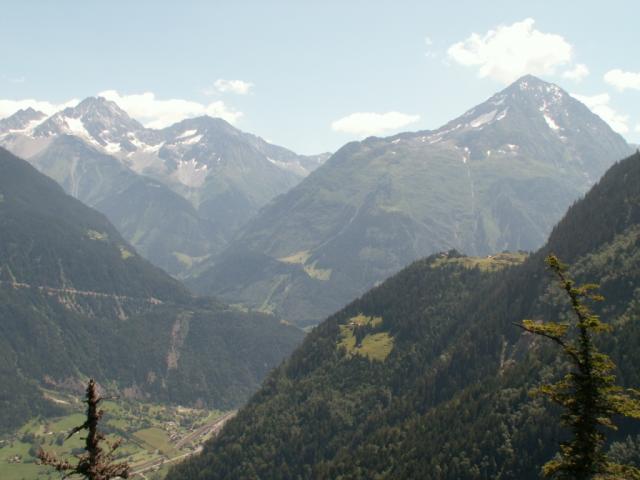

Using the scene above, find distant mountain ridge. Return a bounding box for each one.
[28,134,223,276]
[190,75,632,327]
[0,99,329,276]
[0,146,303,433]
[33,97,145,152]
[0,107,46,132]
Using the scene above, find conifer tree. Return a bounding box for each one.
[38,379,130,479]
[517,255,640,479]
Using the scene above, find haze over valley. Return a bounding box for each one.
[1,2,639,479]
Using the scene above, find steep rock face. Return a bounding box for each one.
[0,147,303,433]
[0,99,328,276]
[168,152,640,480]
[191,75,632,327]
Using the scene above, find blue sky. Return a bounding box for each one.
[1,0,638,153]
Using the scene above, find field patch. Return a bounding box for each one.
[173,252,210,269]
[338,314,393,361]
[86,229,108,241]
[431,252,527,271]
[119,246,134,259]
[278,250,332,280]
[278,250,311,264]
[303,261,332,281]
[135,427,175,455]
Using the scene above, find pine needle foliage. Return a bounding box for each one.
[517,255,640,479]
[37,379,130,480]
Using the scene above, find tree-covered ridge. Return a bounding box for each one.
[168,152,640,479]
[0,146,188,301]
[0,147,304,434]
[518,255,640,478]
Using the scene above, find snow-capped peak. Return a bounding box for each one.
[508,75,567,105]
[400,74,624,166]
[27,96,148,158]
[34,96,143,138]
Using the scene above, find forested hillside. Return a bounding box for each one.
[0,147,303,433]
[169,151,640,479]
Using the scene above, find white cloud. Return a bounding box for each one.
[0,98,78,119]
[98,90,242,128]
[447,18,574,84]
[208,79,254,95]
[636,124,640,133]
[0,92,243,128]
[331,111,420,136]
[562,63,589,82]
[604,69,640,91]
[571,92,629,133]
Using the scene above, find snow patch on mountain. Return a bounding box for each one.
[266,157,309,176]
[519,79,530,90]
[174,159,209,188]
[544,83,564,102]
[461,146,470,164]
[128,134,164,153]
[128,135,146,149]
[64,116,91,138]
[470,110,497,128]
[539,99,562,132]
[104,141,121,153]
[180,134,203,145]
[495,108,509,121]
[2,118,45,135]
[144,141,164,153]
[177,129,198,139]
[543,114,560,131]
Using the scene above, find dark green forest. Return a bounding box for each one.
[0,147,304,433]
[169,151,640,479]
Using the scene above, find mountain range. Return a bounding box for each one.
[0,146,303,434]
[189,75,632,327]
[1,72,639,478]
[168,150,640,479]
[0,99,329,276]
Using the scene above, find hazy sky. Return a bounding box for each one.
[1,1,638,153]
